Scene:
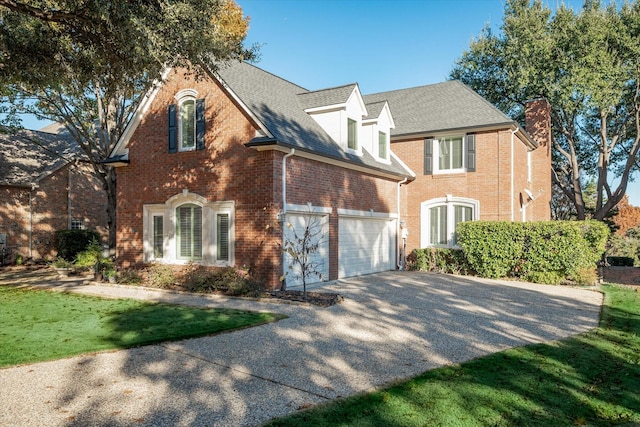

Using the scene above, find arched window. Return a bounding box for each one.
[168,89,205,153]
[421,197,479,247]
[179,98,196,151]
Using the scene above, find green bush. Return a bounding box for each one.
[407,248,471,274]
[457,220,609,284]
[74,238,110,274]
[456,221,525,278]
[54,229,100,261]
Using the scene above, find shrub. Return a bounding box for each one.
[457,220,609,284]
[456,221,525,278]
[407,248,470,274]
[74,238,110,274]
[118,269,143,285]
[54,229,100,261]
[147,263,176,289]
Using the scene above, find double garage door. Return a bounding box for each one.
[283,212,396,286]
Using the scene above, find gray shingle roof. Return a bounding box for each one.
[297,84,357,110]
[0,125,81,186]
[215,62,411,178]
[363,80,514,137]
[364,101,388,121]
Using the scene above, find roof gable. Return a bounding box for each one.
[0,126,81,186]
[363,80,514,137]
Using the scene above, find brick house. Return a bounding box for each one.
[107,61,551,288]
[0,124,109,263]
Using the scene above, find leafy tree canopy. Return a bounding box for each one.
[451,0,640,221]
[0,0,256,248]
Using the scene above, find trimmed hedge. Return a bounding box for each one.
[406,247,471,274]
[54,229,101,261]
[456,220,609,284]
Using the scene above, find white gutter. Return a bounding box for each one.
[397,177,408,270]
[511,128,517,222]
[282,148,295,216]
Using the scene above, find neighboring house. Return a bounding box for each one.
[107,61,551,288]
[0,124,108,263]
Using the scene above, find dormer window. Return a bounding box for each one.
[347,118,358,150]
[168,90,206,153]
[378,131,388,159]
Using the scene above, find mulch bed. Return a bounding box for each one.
[263,290,344,307]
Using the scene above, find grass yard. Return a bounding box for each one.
[0,286,285,367]
[267,284,640,427]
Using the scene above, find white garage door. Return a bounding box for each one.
[339,217,395,278]
[282,213,329,287]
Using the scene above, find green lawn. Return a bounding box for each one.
[0,286,285,367]
[267,284,640,427]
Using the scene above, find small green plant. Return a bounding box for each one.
[118,269,143,285]
[13,253,23,265]
[74,238,110,276]
[51,257,73,269]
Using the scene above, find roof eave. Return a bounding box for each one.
[245,139,412,181]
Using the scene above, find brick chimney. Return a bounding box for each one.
[525,98,551,152]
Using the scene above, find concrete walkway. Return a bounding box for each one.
[0,270,603,426]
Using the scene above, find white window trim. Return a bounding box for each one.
[433,135,466,175]
[420,196,479,248]
[143,191,234,266]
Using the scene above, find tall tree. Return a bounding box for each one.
[451,0,640,221]
[0,0,256,249]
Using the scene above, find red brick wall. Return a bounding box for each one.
[393,127,551,252]
[525,99,552,220]
[116,68,400,288]
[0,163,108,262]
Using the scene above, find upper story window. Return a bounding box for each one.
[378,131,388,159]
[347,118,358,150]
[424,134,476,175]
[168,90,205,153]
[179,98,196,151]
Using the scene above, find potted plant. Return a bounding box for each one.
[104,267,117,283]
[51,257,74,277]
[74,238,109,281]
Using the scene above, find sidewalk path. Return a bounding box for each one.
[0,270,603,426]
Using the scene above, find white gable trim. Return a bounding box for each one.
[111,67,172,158]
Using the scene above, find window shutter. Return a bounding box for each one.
[466,134,476,172]
[196,98,205,150]
[168,104,177,153]
[424,138,433,175]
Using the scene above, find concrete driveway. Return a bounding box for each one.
[0,271,602,426]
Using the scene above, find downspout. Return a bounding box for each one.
[281,148,295,216]
[397,177,408,270]
[68,164,72,229]
[510,128,518,222]
[280,148,295,289]
[29,183,36,259]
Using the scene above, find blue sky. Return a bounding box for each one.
[238,0,639,206]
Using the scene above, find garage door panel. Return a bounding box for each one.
[283,213,329,287]
[339,217,395,278]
